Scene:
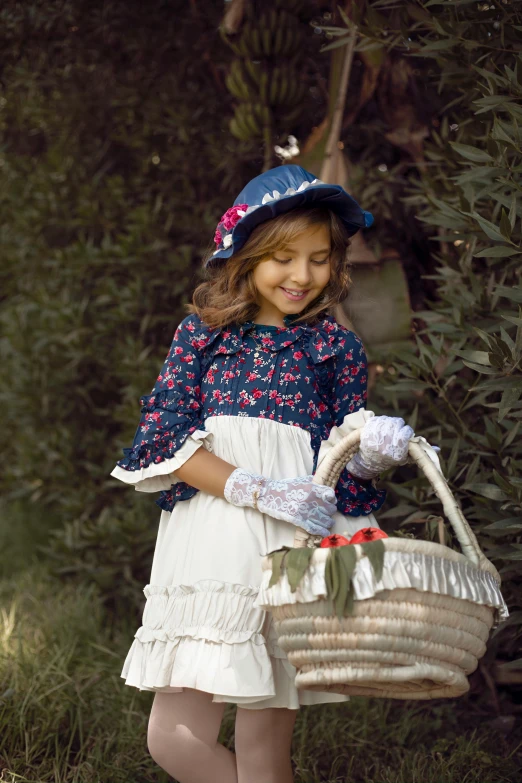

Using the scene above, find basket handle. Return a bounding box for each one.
[293,428,489,570]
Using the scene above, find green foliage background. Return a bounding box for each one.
[345,0,522,676]
[1,1,522,780]
[0,0,252,611]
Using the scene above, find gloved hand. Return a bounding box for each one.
[224,468,337,538]
[345,415,415,480]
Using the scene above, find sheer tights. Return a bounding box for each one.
[147,688,298,783]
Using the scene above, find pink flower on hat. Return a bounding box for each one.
[213,229,223,246]
[219,203,248,231]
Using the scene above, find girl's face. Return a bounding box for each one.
[252,223,331,327]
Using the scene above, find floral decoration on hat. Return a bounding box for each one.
[214,204,249,250]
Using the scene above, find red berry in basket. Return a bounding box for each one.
[319,534,351,548]
[349,527,388,544]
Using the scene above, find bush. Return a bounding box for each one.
[344,1,522,676]
[0,0,249,612]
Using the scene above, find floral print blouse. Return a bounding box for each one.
[115,311,387,516]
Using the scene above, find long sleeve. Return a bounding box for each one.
[110,315,213,494]
[329,331,387,517]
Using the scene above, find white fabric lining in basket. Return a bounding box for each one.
[254,548,509,626]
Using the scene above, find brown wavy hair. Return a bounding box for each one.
[185,206,353,330]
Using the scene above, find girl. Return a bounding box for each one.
[111,164,415,783]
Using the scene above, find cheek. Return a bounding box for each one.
[313,267,330,288]
[253,262,279,285]
[256,269,283,287]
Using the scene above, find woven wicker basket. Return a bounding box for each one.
[255,428,508,700]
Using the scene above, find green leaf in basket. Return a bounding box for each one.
[337,545,357,618]
[335,552,350,619]
[360,539,385,582]
[268,549,289,588]
[285,547,315,593]
[325,548,340,607]
[325,550,334,606]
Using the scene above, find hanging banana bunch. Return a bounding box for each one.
[220,0,314,169]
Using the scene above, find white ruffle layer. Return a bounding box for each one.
[121,579,349,708]
[254,550,509,625]
[110,429,214,492]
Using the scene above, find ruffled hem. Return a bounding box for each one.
[121,629,277,699]
[110,430,213,492]
[114,385,207,475]
[254,549,509,626]
[120,579,350,708]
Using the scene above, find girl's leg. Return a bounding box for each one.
[147,688,238,783]
[234,705,298,783]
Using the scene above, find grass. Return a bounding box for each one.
[0,525,520,782]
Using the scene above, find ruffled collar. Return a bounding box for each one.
[190,312,346,364]
[239,311,313,347]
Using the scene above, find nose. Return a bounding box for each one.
[287,259,314,287]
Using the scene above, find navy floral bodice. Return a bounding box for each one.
[116,311,386,516]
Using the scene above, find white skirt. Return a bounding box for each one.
[118,414,375,709]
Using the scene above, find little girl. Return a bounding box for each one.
[111,164,415,783]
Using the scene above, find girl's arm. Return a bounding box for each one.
[175,451,338,539]
[170,447,237,499]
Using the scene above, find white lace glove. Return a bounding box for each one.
[345,415,415,480]
[224,468,337,538]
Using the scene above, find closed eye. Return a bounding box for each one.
[275,258,329,265]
